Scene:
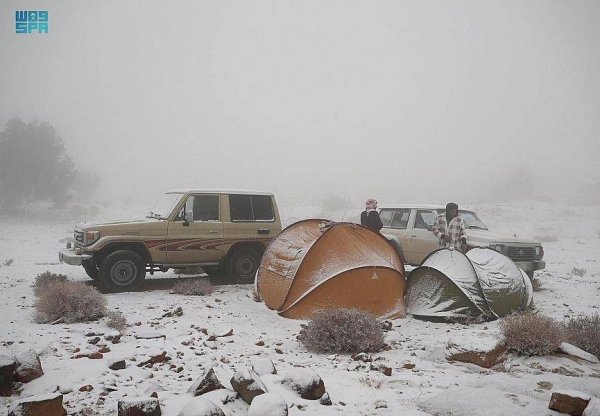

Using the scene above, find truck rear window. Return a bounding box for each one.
[229,195,275,222]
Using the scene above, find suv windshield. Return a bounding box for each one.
[437,210,489,230]
[147,193,183,220]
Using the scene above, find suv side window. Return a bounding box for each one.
[380,209,393,227]
[230,195,275,222]
[175,195,220,221]
[415,210,436,229]
[390,209,410,229]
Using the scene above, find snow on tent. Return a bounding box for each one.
[255,219,407,320]
[406,247,533,321]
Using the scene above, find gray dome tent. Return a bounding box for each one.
[406,247,533,320]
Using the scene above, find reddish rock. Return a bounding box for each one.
[188,366,225,397]
[230,368,267,404]
[79,385,93,392]
[281,369,325,400]
[118,397,161,416]
[8,393,66,416]
[14,349,44,383]
[549,390,591,416]
[0,355,16,396]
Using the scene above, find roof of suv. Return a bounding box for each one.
[166,189,274,196]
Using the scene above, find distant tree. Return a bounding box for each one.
[0,118,75,213]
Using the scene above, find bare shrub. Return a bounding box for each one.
[500,313,563,356]
[297,308,385,354]
[171,277,214,296]
[105,310,128,331]
[531,278,543,292]
[33,271,68,297]
[358,374,384,389]
[571,267,587,277]
[563,313,600,357]
[34,280,107,323]
[173,266,203,275]
[3,258,14,266]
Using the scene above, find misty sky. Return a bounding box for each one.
[1,1,599,204]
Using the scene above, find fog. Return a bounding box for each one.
[1,1,599,207]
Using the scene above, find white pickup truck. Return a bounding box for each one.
[378,204,546,279]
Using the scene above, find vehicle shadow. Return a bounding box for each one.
[86,273,246,293]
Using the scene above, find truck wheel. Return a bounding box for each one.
[82,261,99,281]
[99,250,146,292]
[227,248,262,284]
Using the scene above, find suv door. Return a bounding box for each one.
[222,194,276,252]
[410,209,439,263]
[166,194,224,264]
[380,208,413,262]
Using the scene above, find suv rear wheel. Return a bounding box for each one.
[227,248,262,283]
[99,250,146,292]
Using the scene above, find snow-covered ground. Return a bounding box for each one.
[1,200,599,415]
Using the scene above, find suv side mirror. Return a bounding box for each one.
[183,210,194,226]
[427,224,434,232]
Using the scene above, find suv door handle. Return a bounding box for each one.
[209,230,220,234]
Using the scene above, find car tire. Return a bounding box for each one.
[227,248,262,284]
[82,260,99,281]
[99,250,146,292]
[525,270,534,280]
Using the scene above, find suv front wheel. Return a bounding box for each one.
[99,250,146,292]
[227,248,262,284]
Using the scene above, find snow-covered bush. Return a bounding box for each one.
[171,277,214,296]
[563,313,600,358]
[500,313,563,356]
[34,280,107,323]
[297,308,385,354]
[571,267,587,277]
[33,271,68,297]
[3,258,14,266]
[106,310,128,331]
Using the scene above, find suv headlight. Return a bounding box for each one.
[85,231,100,246]
[535,245,544,259]
[492,244,505,254]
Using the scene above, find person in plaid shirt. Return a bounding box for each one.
[432,202,468,251]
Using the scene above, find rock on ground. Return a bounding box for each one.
[8,392,66,416]
[247,392,288,416]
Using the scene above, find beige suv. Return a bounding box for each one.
[59,189,281,292]
[379,204,546,279]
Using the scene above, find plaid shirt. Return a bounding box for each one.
[432,214,466,249]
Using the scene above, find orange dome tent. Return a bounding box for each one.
[255,219,407,320]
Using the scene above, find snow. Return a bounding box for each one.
[559,342,600,364]
[0,200,600,415]
[247,392,288,416]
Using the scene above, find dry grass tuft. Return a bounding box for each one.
[571,267,587,277]
[33,271,68,297]
[298,308,385,354]
[34,280,107,324]
[358,374,385,389]
[500,312,563,356]
[563,313,600,357]
[105,310,128,331]
[171,277,214,296]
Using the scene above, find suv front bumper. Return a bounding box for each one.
[59,247,92,266]
[514,260,546,272]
